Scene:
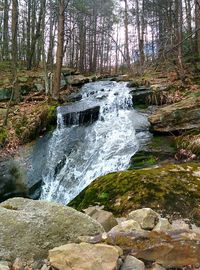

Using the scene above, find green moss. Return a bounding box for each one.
[47,105,57,125]
[68,163,200,223]
[0,127,8,147]
[129,151,157,169]
[130,136,176,170]
[133,103,149,110]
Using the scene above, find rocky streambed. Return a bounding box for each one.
[0,198,200,270]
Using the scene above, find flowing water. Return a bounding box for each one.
[40,81,151,204]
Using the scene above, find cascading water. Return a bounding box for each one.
[40,81,151,204]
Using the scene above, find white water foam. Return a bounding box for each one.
[40,81,150,204]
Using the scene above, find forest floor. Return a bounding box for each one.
[0,64,200,159]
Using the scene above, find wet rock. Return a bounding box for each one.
[149,96,200,133]
[67,92,82,102]
[0,198,104,261]
[0,160,28,203]
[49,242,122,270]
[153,218,172,232]
[128,208,159,230]
[96,95,108,100]
[127,81,140,88]
[130,88,152,106]
[109,220,142,233]
[84,207,118,232]
[58,101,100,126]
[121,256,145,270]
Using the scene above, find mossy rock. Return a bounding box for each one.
[130,136,176,170]
[149,96,200,133]
[0,87,12,101]
[69,163,200,224]
[13,103,57,144]
[129,151,157,169]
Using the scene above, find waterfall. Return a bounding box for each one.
[40,81,150,204]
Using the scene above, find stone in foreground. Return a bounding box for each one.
[85,207,118,232]
[128,208,159,230]
[109,220,142,233]
[49,243,122,270]
[0,198,104,261]
[121,255,145,270]
[105,230,200,268]
[153,218,172,232]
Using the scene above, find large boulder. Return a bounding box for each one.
[49,242,122,270]
[68,163,200,223]
[149,96,200,133]
[0,198,104,262]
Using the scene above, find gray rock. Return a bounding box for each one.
[49,242,122,270]
[121,256,145,270]
[85,208,118,232]
[128,208,159,230]
[171,219,190,230]
[153,218,172,232]
[109,220,142,233]
[0,198,104,261]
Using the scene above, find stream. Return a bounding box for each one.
[38,81,151,204]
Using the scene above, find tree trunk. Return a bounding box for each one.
[4,0,19,126]
[3,0,9,60]
[195,0,200,56]
[124,0,131,70]
[52,0,65,99]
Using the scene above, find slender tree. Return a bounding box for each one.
[52,0,65,99]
